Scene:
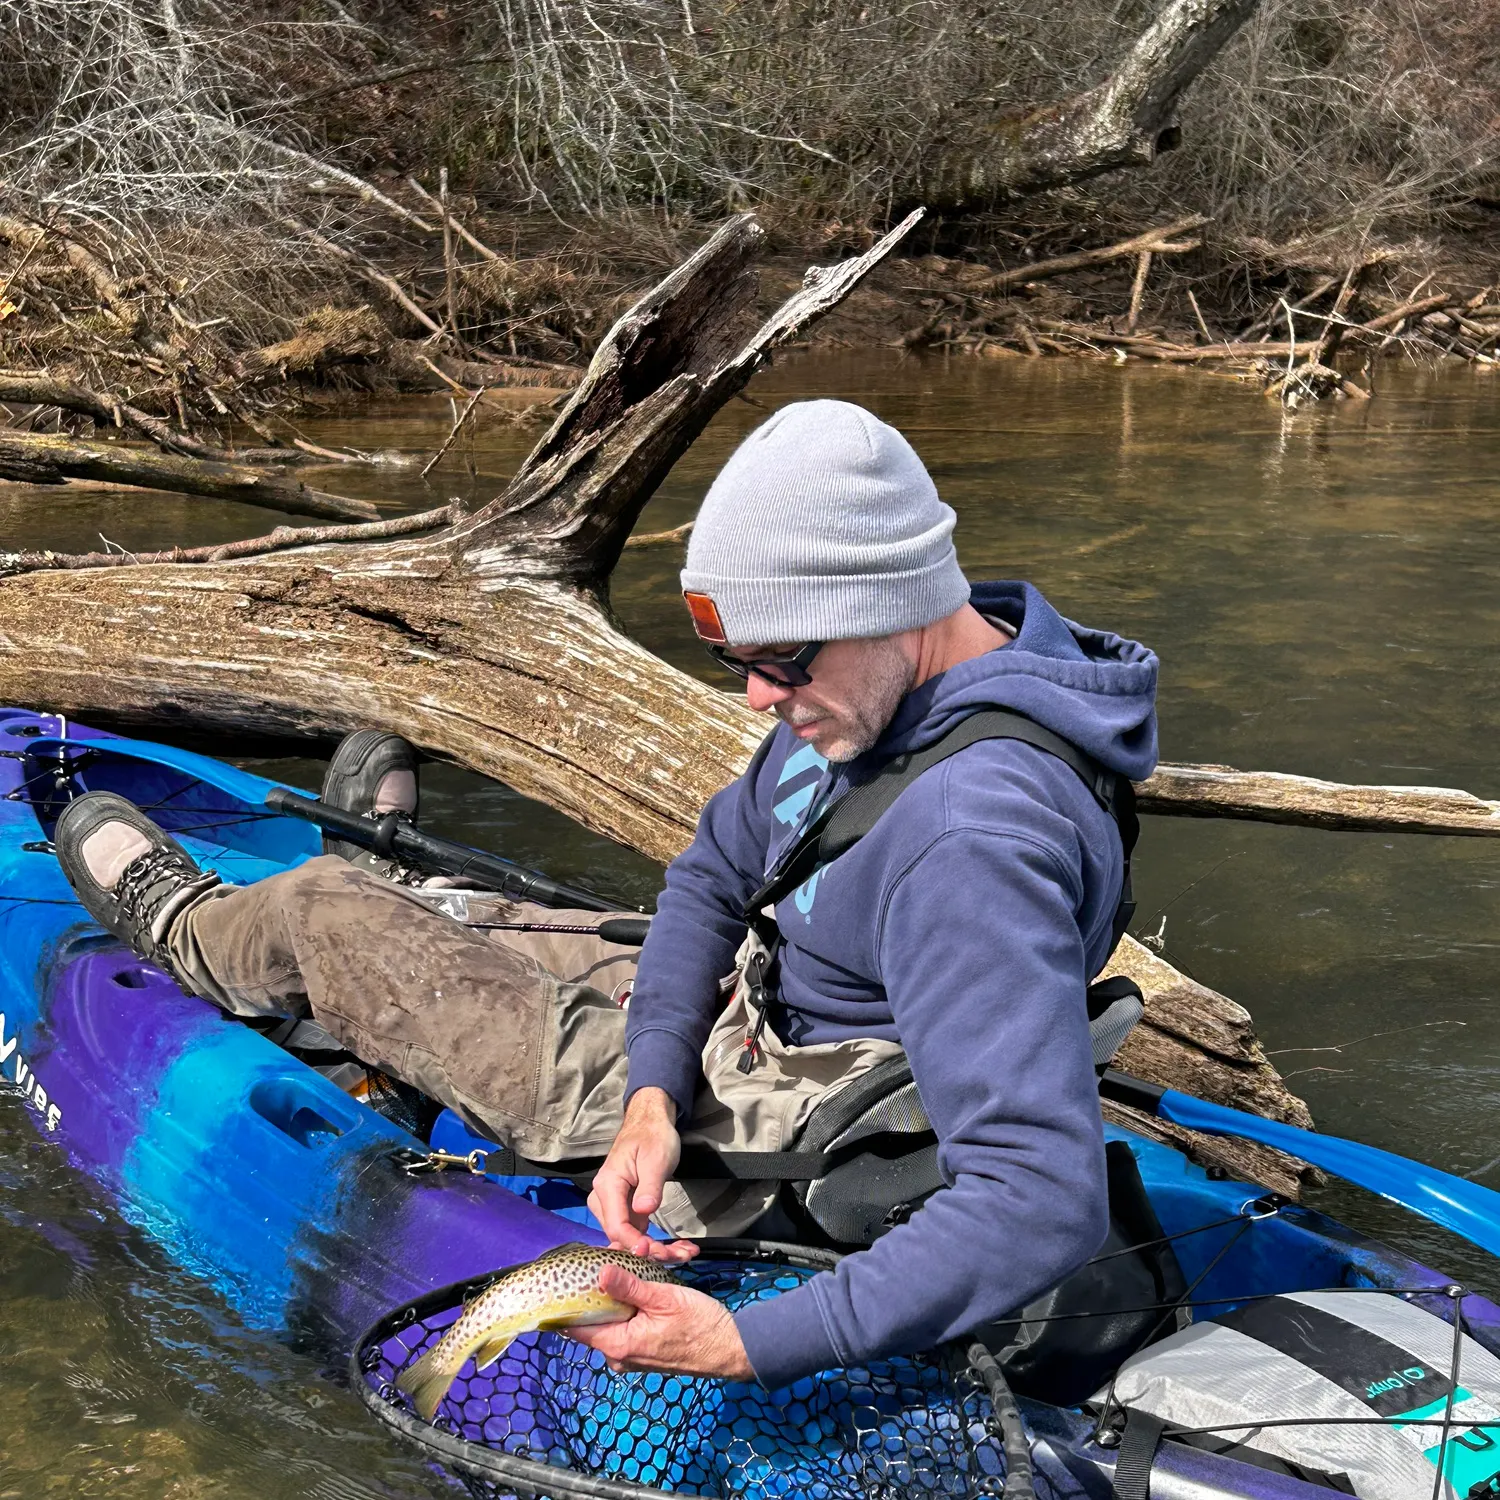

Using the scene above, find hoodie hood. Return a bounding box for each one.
[861,580,1159,781]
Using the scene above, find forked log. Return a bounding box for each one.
[0,209,1316,1192]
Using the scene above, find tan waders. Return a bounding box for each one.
[165,856,896,1237]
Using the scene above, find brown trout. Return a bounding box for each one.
[396,1242,679,1421]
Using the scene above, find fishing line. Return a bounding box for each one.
[971,1280,1473,1327]
[1135,849,1246,935]
[1166,1412,1492,1437]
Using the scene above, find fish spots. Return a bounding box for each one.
[396,1243,678,1420]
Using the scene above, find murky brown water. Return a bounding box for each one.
[2,352,1499,1491]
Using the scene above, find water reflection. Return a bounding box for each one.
[2,353,1498,1491]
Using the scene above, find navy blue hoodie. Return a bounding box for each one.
[624,581,1159,1388]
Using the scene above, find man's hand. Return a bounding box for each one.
[567,1262,755,1381]
[588,1087,697,1263]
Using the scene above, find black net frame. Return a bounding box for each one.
[351,1241,1017,1500]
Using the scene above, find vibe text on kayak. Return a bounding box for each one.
[0,1013,62,1131]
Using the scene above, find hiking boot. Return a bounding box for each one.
[54,792,221,979]
[319,729,420,863]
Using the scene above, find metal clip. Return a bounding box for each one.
[1238,1192,1286,1221]
[393,1146,492,1177]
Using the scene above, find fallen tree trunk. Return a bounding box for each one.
[924,0,1261,208]
[0,432,378,521]
[1140,764,1500,835]
[0,209,1316,1195]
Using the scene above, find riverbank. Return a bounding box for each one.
[2,195,1495,453]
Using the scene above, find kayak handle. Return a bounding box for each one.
[264,786,622,914]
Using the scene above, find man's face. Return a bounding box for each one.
[730,635,917,762]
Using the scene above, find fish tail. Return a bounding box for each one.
[396,1344,465,1423]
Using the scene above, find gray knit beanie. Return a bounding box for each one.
[681,400,968,646]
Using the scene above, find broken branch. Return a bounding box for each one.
[0,505,455,576]
[0,432,378,521]
[975,216,1208,295]
[420,386,484,478]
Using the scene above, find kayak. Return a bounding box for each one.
[5,703,1500,1499]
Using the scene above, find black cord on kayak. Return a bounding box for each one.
[965,1341,1036,1499]
[264,787,629,914]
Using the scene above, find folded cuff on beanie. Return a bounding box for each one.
[680,552,970,646]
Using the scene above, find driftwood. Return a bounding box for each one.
[1140,764,1500,836]
[0,372,231,459]
[0,209,1319,1196]
[975,215,1207,294]
[1103,941,1311,1197]
[0,506,455,575]
[0,373,344,464]
[0,432,377,521]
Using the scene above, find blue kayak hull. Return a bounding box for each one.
[4,705,1498,1497]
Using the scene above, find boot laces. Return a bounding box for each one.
[113,844,204,947]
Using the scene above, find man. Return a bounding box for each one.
[54,399,1158,1392]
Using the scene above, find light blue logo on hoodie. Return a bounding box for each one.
[771,741,829,921]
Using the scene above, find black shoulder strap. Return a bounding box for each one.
[749,708,1137,948]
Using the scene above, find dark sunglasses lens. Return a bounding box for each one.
[751,662,811,687]
[706,644,817,687]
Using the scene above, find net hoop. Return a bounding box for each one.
[350,1239,1015,1500]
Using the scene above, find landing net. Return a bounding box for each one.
[353,1253,1011,1500]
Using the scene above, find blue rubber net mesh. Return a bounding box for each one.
[357,1258,1009,1500]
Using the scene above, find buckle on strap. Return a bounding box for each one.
[736,946,772,1074]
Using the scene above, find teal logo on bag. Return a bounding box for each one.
[1368,1366,1428,1400]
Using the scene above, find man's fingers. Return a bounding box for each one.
[590,1167,642,1241]
[598,1261,679,1310]
[629,1143,672,1217]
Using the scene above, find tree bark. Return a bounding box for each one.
[0,209,1317,1193]
[0,432,378,522]
[924,0,1261,209]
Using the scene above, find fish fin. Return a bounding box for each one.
[534,1241,590,1263]
[472,1332,516,1372]
[396,1346,461,1424]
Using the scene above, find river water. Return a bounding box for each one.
[1,353,1498,1493]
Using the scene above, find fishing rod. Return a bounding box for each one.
[264,787,635,919]
[1102,1069,1500,1259]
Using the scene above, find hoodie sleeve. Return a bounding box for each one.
[624,733,780,1118]
[734,825,1110,1388]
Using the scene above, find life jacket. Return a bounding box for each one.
[693,707,1145,1233]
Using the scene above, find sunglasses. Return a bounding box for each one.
[706,640,824,687]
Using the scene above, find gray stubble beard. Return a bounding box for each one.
[802,637,917,763]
